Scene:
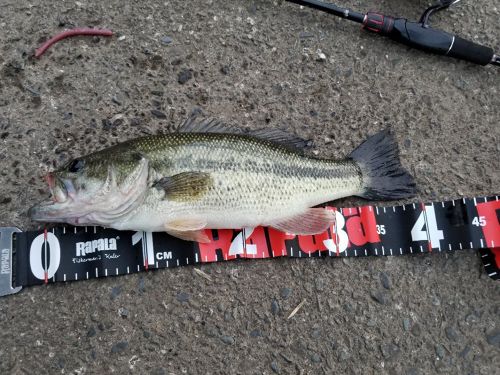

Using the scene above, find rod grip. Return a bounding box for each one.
[447,36,494,66]
[363,13,495,66]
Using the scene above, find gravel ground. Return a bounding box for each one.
[0,0,499,374]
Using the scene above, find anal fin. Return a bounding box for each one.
[166,229,210,243]
[165,218,210,243]
[269,208,334,235]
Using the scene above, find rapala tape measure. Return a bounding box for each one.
[1,195,498,297]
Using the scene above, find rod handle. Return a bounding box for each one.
[363,12,495,66]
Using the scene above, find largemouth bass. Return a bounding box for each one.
[29,118,416,242]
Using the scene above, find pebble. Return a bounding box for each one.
[138,277,146,293]
[453,78,468,90]
[435,344,446,359]
[190,106,203,117]
[316,49,326,61]
[178,69,193,84]
[110,286,122,300]
[299,31,314,39]
[381,343,400,359]
[143,330,152,339]
[485,329,500,347]
[87,326,97,338]
[111,95,122,105]
[337,347,351,361]
[151,109,167,119]
[310,353,322,363]
[272,84,283,95]
[445,326,459,342]
[411,323,422,336]
[271,299,280,315]
[270,361,280,374]
[118,307,129,318]
[247,3,257,15]
[379,272,391,289]
[311,329,321,339]
[465,312,479,324]
[366,319,377,327]
[406,368,420,375]
[111,341,128,354]
[101,119,113,130]
[57,357,65,368]
[459,345,471,358]
[160,36,173,45]
[112,118,123,127]
[370,290,389,305]
[403,318,411,331]
[176,292,190,303]
[220,65,230,75]
[151,89,164,96]
[130,117,142,126]
[279,353,293,364]
[171,57,182,66]
[150,368,167,375]
[249,329,262,338]
[224,311,233,322]
[220,335,235,345]
[343,303,355,313]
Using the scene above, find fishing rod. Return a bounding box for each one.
[286,0,500,67]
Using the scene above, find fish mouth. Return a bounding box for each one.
[46,172,69,203]
[29,173,78,222]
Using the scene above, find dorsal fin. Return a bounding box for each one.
[176,116,310,152]
[248,128,309,150]
[177,117,244,134]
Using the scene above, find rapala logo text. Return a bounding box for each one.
[76,238,118,256]
[1,248,10,274]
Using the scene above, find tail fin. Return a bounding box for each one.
[349,129,416,200]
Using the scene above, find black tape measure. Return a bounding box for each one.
[0,195,498,297]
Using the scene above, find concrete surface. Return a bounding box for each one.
[0,0,499,374]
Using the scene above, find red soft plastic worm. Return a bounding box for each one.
[35,28,114,58]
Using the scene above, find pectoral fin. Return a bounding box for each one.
[164,219,210,243]
[154,172,212,201]
[269,208,335,235]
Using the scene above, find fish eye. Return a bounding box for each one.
[68,158,85,173]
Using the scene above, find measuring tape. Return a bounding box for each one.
[1,195,498,297]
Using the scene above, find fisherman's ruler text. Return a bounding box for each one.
[1,196,498,297]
